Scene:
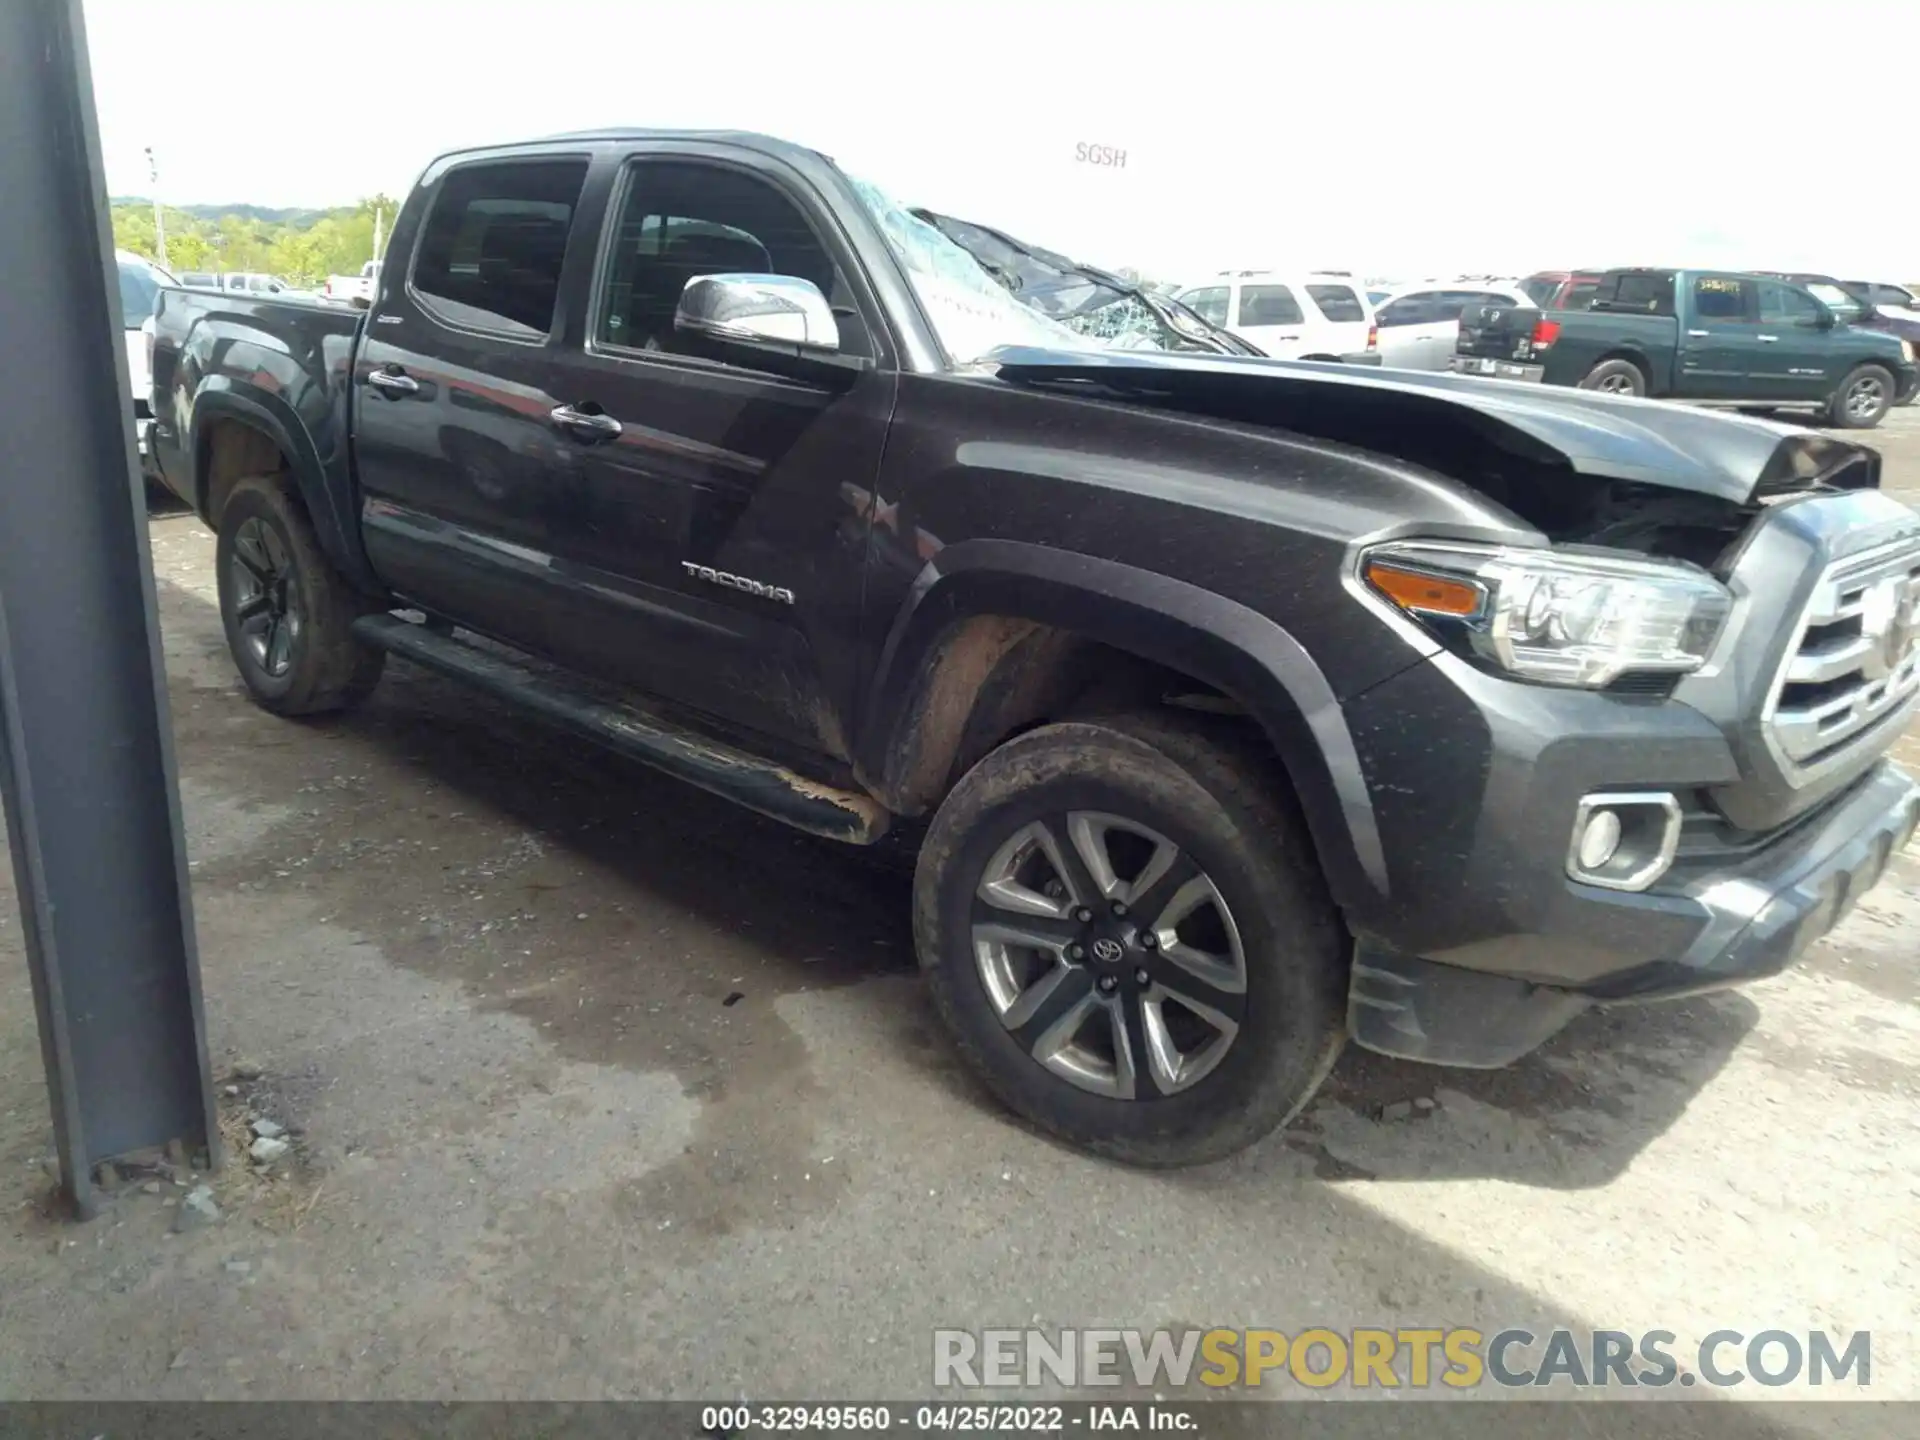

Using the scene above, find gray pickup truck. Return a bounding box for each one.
[148,129,1920,1165]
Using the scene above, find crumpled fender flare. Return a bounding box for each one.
[859,538,1390,910]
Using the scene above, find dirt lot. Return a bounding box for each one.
[2,409,1918,1423]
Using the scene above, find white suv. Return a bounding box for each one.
[1371,279,1535,371]
[1174,272,1379,363]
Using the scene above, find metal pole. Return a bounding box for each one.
[146,145,169,270]
[0,0,218,1220]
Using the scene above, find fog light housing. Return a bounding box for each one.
[1567,793,1682,892]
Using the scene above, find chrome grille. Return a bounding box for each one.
[1764,537,1920,780]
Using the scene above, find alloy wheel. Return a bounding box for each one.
[970,811,1246,1099]
[229,517,302,678]
[1847,375,1886,421]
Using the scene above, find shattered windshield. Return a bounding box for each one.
[849,177,1198,366]
[848,177,1097,365]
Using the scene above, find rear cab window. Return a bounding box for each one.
[410,157,591,339]
[1305,284,1366,322]
[1594,272,1676,316]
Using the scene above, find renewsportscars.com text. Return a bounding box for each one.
[933,1327,1872,1390]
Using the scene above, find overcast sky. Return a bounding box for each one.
[84,0,1919,285]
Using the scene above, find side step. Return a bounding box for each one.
[352,614,889,844]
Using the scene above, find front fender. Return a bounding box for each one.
[859,539,1392,911]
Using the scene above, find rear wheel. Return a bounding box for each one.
[914,715,1347,1167]
[216,474,385,715]
[1579,358,1647,396]
[1827,364,1894,429]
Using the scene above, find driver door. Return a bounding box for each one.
[531,151,898,755]
[1751,280,1837,403]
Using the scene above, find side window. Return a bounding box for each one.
[1691,275,1753,324]
[1238,284,1304,327]
[1759,282,1827,326]
[594,159,867,361]
[1375,295,1432,327]
[1382,289,1443,322]
[411,158,590,338]
[1561,281,1600,310]
[1433,290,1489,320]
[1305,284,1366,322]
[1178,287,1230,326]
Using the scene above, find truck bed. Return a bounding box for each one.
[147,285,372,587]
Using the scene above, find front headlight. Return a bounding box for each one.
[1362,541,1733,688]
[1902,339,1915,363]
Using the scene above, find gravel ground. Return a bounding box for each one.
[0,407,1917,1429]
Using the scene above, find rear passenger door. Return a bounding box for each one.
[352,151,591,649]
[1675,273,1759,397]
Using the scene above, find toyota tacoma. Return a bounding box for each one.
[148,130,1920,1166]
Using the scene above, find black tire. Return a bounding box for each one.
[1826,364,1895,429]
[914,714,1347,1167]
[1578,358,1647,396]
[215,473,385,716]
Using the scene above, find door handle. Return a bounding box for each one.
[366,368,419,395]
[1685,329,1710,338]
[549,404,623,441]
[1756,334,1780,343]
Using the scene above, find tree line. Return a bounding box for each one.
[111,195,400,287]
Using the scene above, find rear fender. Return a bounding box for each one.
[189,382,384,596]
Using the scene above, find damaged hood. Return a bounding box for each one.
[985,346,1877,504]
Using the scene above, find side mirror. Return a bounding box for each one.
[676,273,841,353]
[1802,307,1836,330]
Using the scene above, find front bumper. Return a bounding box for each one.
[1448,354,1545,383]
[1349,759,1918,1066]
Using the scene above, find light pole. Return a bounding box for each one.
[144,145,167,269]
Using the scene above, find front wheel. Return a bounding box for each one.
[1827,364,1894,429]
[914,715,1347,1167]
[216,474,385,716]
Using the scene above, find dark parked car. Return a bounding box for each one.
[148,131,1920,1166]
[1454,267,1917,427]
[1844,281,1919,313]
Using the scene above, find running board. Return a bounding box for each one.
[352,614,889,844]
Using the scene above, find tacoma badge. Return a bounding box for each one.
[680,562,796,605]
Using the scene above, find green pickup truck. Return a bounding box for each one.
[1451,267,1918,429]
